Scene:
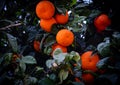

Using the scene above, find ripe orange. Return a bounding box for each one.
[40,18,57,32]
[33,40,40,52]
[94,14,111,32]
[56,29,74,46]
[52,43,67,54]
[82,73,94,84]
[55,11,69,24]
[81,51,100,72]
[36,1,55,19]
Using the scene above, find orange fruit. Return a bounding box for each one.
[75,77,81,82]
[36,1,55,19]
[33,40,40,52]
[82,73,94,84]
[56,29,74,46]
[94,14,111,32]
[40,18,57,32]
[52,43,67,54]
[55,11,69,24]
[81,51,100,72]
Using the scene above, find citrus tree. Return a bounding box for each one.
[0,0,120,85]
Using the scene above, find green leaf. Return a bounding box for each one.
[44,47,52,55]
[21,56,37,64]
[97,42,110,57]
[53,48,67,64]
[3,53,13,65]
[7,33,18,52]
[67,14,86,32]
[46,59,55,68]
[38,78,55,85]
[70,51,80,62]
[20,61,26,72]
[53,48,63,55]
[70,0,77,7]
[59,69,69,84]
[96,57,109,69]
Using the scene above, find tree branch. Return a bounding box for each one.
[0,23,22,31]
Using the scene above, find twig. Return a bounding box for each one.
[0,23,22,31]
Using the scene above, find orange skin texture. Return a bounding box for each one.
[40,18,57,32]
[36,1,55,19]
[81,51,100,72]
[33,40,40,52]
[55,11,69,24]
[82,73,94,84]
[94,14,111,32]
[56,29,74,47]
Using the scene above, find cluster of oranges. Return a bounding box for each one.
[36,0,69,32]
[34,0,106,85]
[35,0,74,54]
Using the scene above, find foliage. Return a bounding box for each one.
[0,0,120,85]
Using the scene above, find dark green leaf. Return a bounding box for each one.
[72,82,84,85]
[46,59,55,68]
[24,76,38,85]
[21,55,37,64]
[97,42,110,57]
[3,53,13,65]
[7,33,18,52]
[96,57,109,69]
[38,78,55,85]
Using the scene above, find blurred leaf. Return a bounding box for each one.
[53,48,67,64]
[49,73,56,81]
[74,3,89,9]
[36,66,44,72]
[70,0,77,7]
[53,48,63,55]
[46,59,55,68]
[38,78,54,85]
[21,55,37,64]
[112,32,120,39]
[59,69,69,83]
[20,61,26,72]
[67,14,86,32]
[3,53,13,65]
[56,7,67,14]
[72,82,84,85]
[44,47,52,55]
[97,42,110,57]
[7,33,18,53]
[24,76,38,85]
[70,51,80,62]
[96,57,109,69]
